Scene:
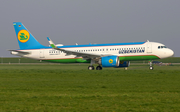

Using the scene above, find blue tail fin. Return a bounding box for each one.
[13,22,46,49]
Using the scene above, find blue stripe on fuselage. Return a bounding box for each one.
[18,42,145,50]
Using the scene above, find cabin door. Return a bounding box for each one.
[147,43,152,53]
[39,50,45,58]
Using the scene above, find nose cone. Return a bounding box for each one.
[158,48,174,59]
[166,49,174,57]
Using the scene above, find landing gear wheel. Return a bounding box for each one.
[96,66,102,70]
[88,66,94,70]
[149,66,153,70]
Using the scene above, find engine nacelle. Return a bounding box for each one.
[116,61,130,68]
[101,56,119,67]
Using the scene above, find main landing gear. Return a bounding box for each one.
[96,66,102,70]
[88,60,102,70]
[88,66,94,70]
[88,65,102,70]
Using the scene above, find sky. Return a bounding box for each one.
[0,0,180,57]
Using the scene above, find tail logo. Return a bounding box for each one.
[18,30,30,43]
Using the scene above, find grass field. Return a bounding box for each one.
[0,64,180,112]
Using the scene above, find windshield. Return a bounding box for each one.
[158,46,167,49]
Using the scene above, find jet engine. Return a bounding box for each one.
[101,56,119,67]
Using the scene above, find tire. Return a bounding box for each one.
[149,66,153,70]
[96,66,102,70]
[88,66,94,70]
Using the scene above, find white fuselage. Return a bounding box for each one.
[11,42,174,61]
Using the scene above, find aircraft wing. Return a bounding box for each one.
[47,37,107,59]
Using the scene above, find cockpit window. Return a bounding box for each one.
[158,46,167,49]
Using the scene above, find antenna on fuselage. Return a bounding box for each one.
[147,40,149,42]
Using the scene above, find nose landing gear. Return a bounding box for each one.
[149,60,154,70]
[149,66,154,70]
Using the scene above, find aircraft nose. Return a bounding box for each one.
[167,49,174,57]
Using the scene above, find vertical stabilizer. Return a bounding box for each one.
[13,22,46,49]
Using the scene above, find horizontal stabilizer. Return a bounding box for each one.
[9,50,31,56]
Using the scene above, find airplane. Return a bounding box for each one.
[10,22,174,70]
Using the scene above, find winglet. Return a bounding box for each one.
[47,37,57,48]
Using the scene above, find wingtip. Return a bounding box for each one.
[47,37,50,41]
[47,37,56,48]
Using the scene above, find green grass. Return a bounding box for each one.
[0,57,42,63]
[0,64,180,111]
